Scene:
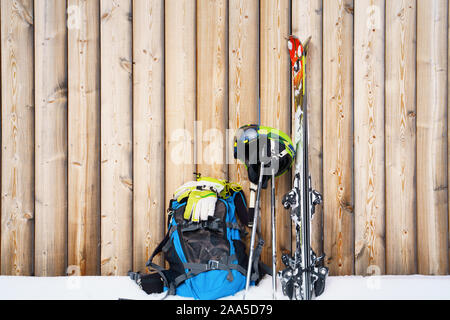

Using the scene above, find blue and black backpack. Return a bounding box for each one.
[129,176,267,300]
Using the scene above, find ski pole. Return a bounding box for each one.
[270,143,277,300]
[271,164,277,299]
[243,160,265,300]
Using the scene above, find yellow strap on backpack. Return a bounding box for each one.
[174,176,244,222]
[174,179,225,202]
[197,177,243,199]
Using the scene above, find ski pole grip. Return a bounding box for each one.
[248,208,255,227]
[247,183,257,227]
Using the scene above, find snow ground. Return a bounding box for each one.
[0,275,449,300]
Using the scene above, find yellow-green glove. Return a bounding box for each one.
[184,190,217,222]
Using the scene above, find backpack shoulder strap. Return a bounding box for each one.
[145,225,179,296]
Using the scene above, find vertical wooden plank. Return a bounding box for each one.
[1,0,34,276]
[385,0,417,275]
[416,0,449,275]
[196,0,228,179]
[323,0,354,276]
[34,0,68,276]
[100,0,133,276]
[354,0,386,276]
[165,0,196,218]
[133,0,164,272]
[292,0,324,256]
[0,1,2,273]
[228,0,259,210]
[260,0,291,267]
[67,0,100,276]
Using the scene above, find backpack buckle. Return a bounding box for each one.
[208,260,220,270]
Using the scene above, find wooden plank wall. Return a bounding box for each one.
[67,0,100,276]
[1,0,34,276]
[260,0,291,268]
[164,0,196,231]
[416,0,449,275]
[132,0,164,273]
[385,0,417,275]
[323,0,355,276]
[228,0,259,219]
[34,0,68,277]
[197,0,228,179]
[0,0,449,277]
[354,0,385,276]
[100,0,133,276]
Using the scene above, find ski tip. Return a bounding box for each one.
[287,35,312,53]
[303,36,312,52]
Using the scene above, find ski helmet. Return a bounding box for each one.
[233,125,295,188]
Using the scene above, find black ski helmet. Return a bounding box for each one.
[233,125,295,188]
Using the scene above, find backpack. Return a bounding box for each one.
[129,176,266,300]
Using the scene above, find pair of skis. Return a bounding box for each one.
[243,36,328,300]
[278,36,328,300]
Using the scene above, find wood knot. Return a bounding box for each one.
[344,5,354,15]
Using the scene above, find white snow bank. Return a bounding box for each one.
[0,275,449,300]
